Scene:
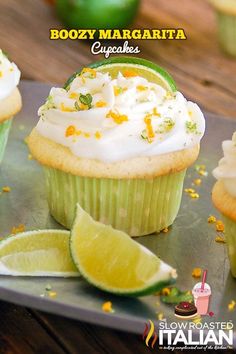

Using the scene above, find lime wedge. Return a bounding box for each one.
[70,204,177,296]
[65,56,177,93]
[0,230,79,277]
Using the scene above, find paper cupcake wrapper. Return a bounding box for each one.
[217,11,236,56]
[44,167,186,236]
[0,119,12,164]
[222,215,236,277]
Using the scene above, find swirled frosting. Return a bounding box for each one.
[36,68,205,163]
[0,49,21,100]
[213,132,236,197]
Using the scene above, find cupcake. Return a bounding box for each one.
[209,0,236,56]
[27,57,205,236]
[0,49,22,163]
[212,132,236,277]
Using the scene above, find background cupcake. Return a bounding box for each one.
[28,58,205,236]
[212,132,236,277]
[209,0,236,57]
[0,49,22,163]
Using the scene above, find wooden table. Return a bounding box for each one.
[0,0,235,353]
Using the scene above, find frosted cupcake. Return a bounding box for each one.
[212,132,236,277]
[0,49,22,163]
[209,0,236,56]
[28,58,205,236]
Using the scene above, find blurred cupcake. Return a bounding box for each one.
[212,132,236,277]
[209,0,236,56]
[0,49,22,163]
[28,59,205,236]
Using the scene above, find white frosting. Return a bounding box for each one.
[0,49,21,101]
[213,132,236,197]
[36,70,205,163]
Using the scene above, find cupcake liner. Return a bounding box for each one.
[217,11,236,56]
[44,167,186,236]
[222,215,236,277]
[0,118,12,164]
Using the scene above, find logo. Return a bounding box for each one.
[142,320,234,350]
[142,271,234,350]
[143,320,158,348]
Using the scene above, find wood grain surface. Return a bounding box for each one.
[0,0,236,353]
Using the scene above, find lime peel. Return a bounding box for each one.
[70,203,177,296]
[0,230,79,277]
[64,56,177,93]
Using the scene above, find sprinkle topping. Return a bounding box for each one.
[65,125,76,137]
[37,68,205,162]
[81,67,97,78]
[106,110,128,124]
[102,301,114,313]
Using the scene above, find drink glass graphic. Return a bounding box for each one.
[192,282,211,315]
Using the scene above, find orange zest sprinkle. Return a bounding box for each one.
[95,131,102,139]
[49,291,57,298]
[153,107,160,117]
[113,86,127,96]
[137,85,147,91]
[102,301,114,313]
[215,236,226,243]
[208,215,216,224]
[84,132,91,138]
[123,69,137,78]
[162,227,169,233]
[165,92,173,99]
[11,224,25,235]
[184,188,195,194]
[216,220,224,232]
[78,102,89,111]
[2,186,11,193]
[144,115,155,141]
[0,71,2,77]
[95,100,107,107]
[61,103,75,112]
[161,287,171,296]
[157,312,164,321]
[76,130,82,136]
[106,110,128,124]
[81,67,97,78]
[192,268,202,278]
[65,125,76,137]
[69,92,79,99]
[228,300,236,311]
[193,178,202,186]
[113,86,121,96]
[199,170,208,176]
[190,192,199,199]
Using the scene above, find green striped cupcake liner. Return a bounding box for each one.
[0,119,12,164]
[44,167,186,236]
[217,11,236,56]
[222,215,236,278]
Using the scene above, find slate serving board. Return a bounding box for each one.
[0,81,235,343]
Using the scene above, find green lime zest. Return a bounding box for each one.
[185,121,199,134]
[74,93,93,110]
[161,287,193,304]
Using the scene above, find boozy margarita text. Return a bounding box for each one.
[49,28,187,58]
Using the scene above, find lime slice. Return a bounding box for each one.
[70,204,177,296]
[65,56,177,92]
[0,230,79,277]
